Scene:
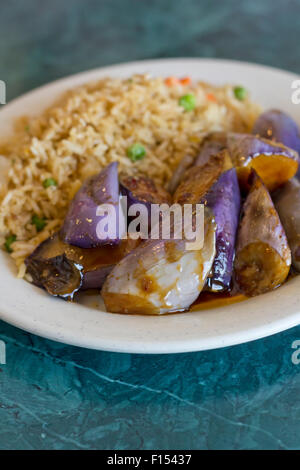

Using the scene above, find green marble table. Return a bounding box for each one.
[0,0,300,450]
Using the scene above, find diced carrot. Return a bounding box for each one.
[206,92,217,102]
[180,77,191,85]
[165,76,180,87]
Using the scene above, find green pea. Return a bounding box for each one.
[127,143,146,162]
[4,234,16,253]
[179,94,196,111]
[32,215,46,232]
[234,86,247,101]
[43,177,57,188]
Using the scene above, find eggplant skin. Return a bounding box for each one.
[253,109,300,154]
[226,132,299,191]
[79,237,140,290]
[252,109,300,178]
[273,178,300,272]
[172,129,298,198]
[174,149,232,205]
[25,233,139,298]
[202,168,241,292]
[61,162,123,248]
[81,266,113,290]
[234,171,291,296]
[167,155,195,194]
[194,132,227,166]
[25,243,83,299]
[167,133,227,195]
[121,175,171,206]
[120,175,171,235]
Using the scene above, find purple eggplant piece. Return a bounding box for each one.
[120,175,171,209]
[202,168,241,292]
[167,155,195,194]
[226,132,299,191]
[80,238,139,289]
[102,211,216,315]
[273,178,300,272]
[81,266,113,290]
[169,133,227,195]
[174,149,232,205]
[120,175,171,236]
[234,171,291,296]
[25,233,139,297]
[252,109,300,178]
[227,132,298,161]
[25,234,83,298]
[253,109,300,154]
[194,132,227,166]
[61,162,125,248]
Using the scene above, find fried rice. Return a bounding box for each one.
[0,74,261,275]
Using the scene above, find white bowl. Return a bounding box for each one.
[0,58,299,353]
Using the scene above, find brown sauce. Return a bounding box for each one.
[189,269,298,312]
[189,291,247,311]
